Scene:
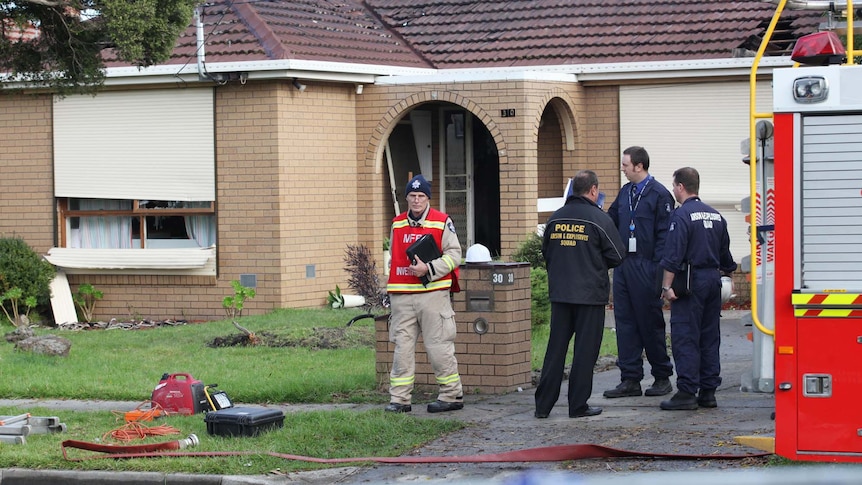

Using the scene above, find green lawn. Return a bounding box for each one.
[0,306,615,475]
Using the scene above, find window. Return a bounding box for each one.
[60,198,215,249]
[48,89,217,275]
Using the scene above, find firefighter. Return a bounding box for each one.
[604,146,676,399]
[659,167,736,410]
[385,174,463,414]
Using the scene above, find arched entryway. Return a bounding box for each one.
[382,102,501,257]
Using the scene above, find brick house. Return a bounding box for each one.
[0,1,821,322]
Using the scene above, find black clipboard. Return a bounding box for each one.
[406,234,442,286]
[671,262,691,296]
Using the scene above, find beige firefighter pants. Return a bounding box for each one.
[388,290,462,405]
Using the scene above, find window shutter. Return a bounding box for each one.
[53,89,215,201]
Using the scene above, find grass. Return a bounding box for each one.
[531,325,618,370]
[0,405,464,475]
[0,308,379,404]
[0,306,616,475]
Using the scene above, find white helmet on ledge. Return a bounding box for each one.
[465,244,492,263]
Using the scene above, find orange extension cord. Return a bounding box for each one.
[106,401,180,442]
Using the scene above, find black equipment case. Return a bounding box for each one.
[204,407,285,437]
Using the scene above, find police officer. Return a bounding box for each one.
[535,170,625,419]
[659,167,736,410]
[604,146,675,399]
[385,174,463,414]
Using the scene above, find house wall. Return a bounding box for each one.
[0,94,55,251]
[357,80,602,259]
[0,78,626,322]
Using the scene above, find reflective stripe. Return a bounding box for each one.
[795,308,862,318]
[441,254,457,272]
[391,219,446,230]
[387,280,452,293]
[791,293,862,307]
[435,373,460,386]
[390,375,415,387]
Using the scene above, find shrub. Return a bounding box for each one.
[73,283,103,323]
[0,237,55,314]
[530,267,550,327]
[511,232,544,269]
[343,244,387,312]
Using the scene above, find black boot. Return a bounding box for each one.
[697,389,717,408]
[660,391,698,410]
[603,379,642,398]
[384,402,411,413]
[427,399,464,413]
[644,377,673,396]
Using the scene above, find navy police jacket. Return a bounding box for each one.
[608,176,674,262]
[660,197,737,275]
[542,196,626,305]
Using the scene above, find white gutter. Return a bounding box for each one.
[374,57,799,85]
[765,0,849,9]
[101,58,436,87]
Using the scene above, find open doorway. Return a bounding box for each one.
[384,104,500,257]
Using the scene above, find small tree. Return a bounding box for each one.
[73,283,103,323]
[222,280,256,319]
[344,244,387,312]
[0,287,37,327]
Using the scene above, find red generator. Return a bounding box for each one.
[770,31,862,461]
[151,373,208,415]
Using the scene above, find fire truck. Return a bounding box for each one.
[750,0,862,462]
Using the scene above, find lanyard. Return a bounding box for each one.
[628,177,651,234]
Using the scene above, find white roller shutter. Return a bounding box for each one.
[620,81,772,263]
[800,114,862,291]
[53,88,215,201]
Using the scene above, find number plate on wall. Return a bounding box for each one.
[491,270,515,285]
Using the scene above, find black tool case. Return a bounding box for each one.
[204,407,284,437]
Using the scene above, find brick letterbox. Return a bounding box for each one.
[375,261,532,395]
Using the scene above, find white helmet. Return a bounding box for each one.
[465,244,492,263]
[720,276,734,304]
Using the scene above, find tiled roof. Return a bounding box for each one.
[106,0,825,69]
[366,0,825,67]
[106,0,433,68]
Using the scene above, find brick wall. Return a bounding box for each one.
[0,79,626,322]
[0,94,55,252]
[375,262,532,395]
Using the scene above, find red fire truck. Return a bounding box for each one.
[751,0,862,462]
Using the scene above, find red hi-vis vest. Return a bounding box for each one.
[387,208,459,293]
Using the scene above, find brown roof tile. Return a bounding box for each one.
[105,0,825,70]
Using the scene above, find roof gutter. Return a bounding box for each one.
[95,55,802,88]
[764,0,849,9]
[101,59,436,87]
[374,57,799,85]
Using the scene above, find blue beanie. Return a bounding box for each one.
[406,174,431,198]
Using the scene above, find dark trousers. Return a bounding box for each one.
[612,257,673,382]
[535,303,604,416]
[669,269,723,395]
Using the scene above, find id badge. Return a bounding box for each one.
[628,237,637,253]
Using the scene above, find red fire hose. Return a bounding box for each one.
[62,436,768,463]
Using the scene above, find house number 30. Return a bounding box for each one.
[491,271,514,285]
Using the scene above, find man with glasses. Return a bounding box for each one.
[385,174,463,414]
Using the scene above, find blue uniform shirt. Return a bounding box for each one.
[660,197,737,274]
[608,175,674,262]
